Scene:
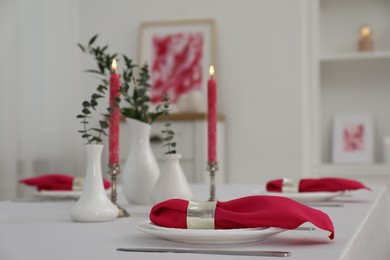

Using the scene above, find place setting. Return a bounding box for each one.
[257,177,371,207]
[118,176,372,257]
[19,173,112,200]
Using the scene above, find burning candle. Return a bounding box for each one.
[109,59,120,165]
[358,25,374,52]
[208,65,217,162]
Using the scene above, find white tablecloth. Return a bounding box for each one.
[0,184,389,260]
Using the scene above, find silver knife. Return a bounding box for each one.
[117,248,291,257]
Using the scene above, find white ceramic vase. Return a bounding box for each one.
[122,118,160,205]
[70,144,118,222]
[151,153,192,205]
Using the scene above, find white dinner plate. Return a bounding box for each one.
[33,190,83,199]
[33,190,109,199]
[262,191,343,204]
[137,221,286,244]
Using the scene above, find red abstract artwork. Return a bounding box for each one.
[150,32,204,104]
[343,123,364,152]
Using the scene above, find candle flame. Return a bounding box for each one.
[360,25,372,37]
[209,65,215,77]
[111,59,117,70]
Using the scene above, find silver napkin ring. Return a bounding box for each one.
[72,177,84,191]
[186,200,217,229]
[282,178,300,193]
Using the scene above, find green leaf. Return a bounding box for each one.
[77,43,86,52]
[84,69,102,75]
[99,120,109,129]
[82,108,91,114]
[76,114,85,119]
[90,99,98,107]
[82,101,90,107]
[92,93,103,99]
[97,85,106,93]
[88,34,99,46]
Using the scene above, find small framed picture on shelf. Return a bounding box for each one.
[138,18,215,112]
[332,114,374,163]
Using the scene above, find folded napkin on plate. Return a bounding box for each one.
[150,196,335,239]
[19,174,111,191]
[266,177,370,193]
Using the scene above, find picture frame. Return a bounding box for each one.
[138,18,216,112]
[332,114,374,163]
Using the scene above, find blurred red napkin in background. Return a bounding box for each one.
[19,174,111,191]
[150,196,335,239]
[266,177,370,193]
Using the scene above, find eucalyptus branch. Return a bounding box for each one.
[161,94,176,154]
[77,34,117,77]
[76,34,114,144]
[77,34,164,145]
[119,59,163,124]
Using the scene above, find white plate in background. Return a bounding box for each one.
[34,190,109,199]
[260,191,343,204]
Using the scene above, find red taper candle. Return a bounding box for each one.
[208,65,217,162]
[109,59,120,164]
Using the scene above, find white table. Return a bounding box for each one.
[0,184,389,260]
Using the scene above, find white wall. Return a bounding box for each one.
[78,0,306,184]
[0,0,84,198]
[0,0,306,199]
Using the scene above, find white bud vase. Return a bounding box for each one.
[70,144,118,222]
[151,153,192,205]
[122,118,160,205]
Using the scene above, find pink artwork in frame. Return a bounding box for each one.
[138,19,215,111]
[343,123,365,152]
[151,32,204,104]
[332,114,374,163]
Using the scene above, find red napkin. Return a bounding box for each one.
[150,196,335,239]
[266,177,370,193]
[19,174,111,191]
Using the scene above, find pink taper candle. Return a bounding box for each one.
[208,65,217,162]
[109,59,120,164]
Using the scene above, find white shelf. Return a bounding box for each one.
[307,0,390,185]
[320,50,390,62]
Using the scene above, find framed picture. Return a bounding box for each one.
[332,114,374,163]
[138,19,215,112]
